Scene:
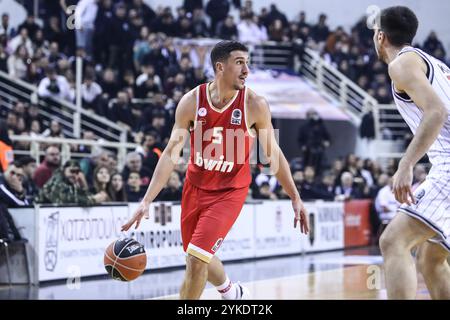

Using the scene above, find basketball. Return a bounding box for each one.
[104,238,147,281]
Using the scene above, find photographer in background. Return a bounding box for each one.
[37,65,71,101]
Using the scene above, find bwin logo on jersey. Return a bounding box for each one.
[231,109,242,125]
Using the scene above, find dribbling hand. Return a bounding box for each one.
[121,201,151,231]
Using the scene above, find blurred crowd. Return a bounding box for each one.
[0,1,439,227]
[1,1,448,144]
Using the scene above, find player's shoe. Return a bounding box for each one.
[236,282,251,300]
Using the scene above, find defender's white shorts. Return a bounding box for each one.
[398,175,450,253]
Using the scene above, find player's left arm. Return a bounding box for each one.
[389,53,449,204]
[250,93,309,234]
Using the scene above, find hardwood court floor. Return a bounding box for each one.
[156,252,431,300]
[0,247,432,299]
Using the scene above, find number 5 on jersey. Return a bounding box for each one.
[212,127,223,144]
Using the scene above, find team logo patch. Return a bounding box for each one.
[416,189,425,201]
[231,109,242,125]
[198,107,207,117]
[211,238,223,253]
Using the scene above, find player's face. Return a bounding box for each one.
[222,51,250,90]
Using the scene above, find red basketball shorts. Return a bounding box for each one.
[181,179,248,263]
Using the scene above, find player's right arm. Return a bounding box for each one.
[389,52,449,205]
[121,89,196,231]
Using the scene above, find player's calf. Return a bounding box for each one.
[180,255,209,299]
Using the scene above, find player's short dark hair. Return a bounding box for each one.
[380,6,418,46]
[210,41,248,73]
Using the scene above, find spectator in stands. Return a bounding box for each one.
[299,165,322,201]
[110,171,127,202]
[0,13,15,39]
[17,156,38,204]
[359,110,375,142]
[93,0,114,66]
[38,66,72,101]
[136,68,163,98]
[184,0,204,14]
[423,31,446,57]
[129,9,146,44]
[47,42,66,70]
[43,16,65,53]
[122,151,153,187]
[78,148,110,186]
[254,167,278,194]
[217,16,237,41]
[33,145,61,188]
[155,10,177,37]
[357,157,374,188]
[177,14,194,38]
[75,0,99,58]
[12,102,27,119]
[334,171,362,201]
[5,112,18,136]
[158,171,183,201]
[38,159,108,205]
[238,12,267,44]
[191,8,210,38]
[311,13,329,44]
[42,119,65,139]
[0,162,29,207]
[25,104,44,130]
[315,171,336,201]
[292,169,304,194]
[75,130,95,154]
[364,172,388,200]
[108,90,134,132]
[297,109,330,173]
[150,107,171,143]
[375,177,399,222]
[254,181,278,200]
[0,43,7,72]
[133,27,151,70]
[126,171,145,202]
[18,14,40,41]
[91,165,113,202]
[131,0,156,24]
[109,2,134,71]
[171,57,196,88]
[138,130,162,173]
[8,27,34,57]
[0,120,13,174]
[206,0,230,36]
[268,19,286,42]
[297,11,309,30]
[99,68,119,101]
[81,70,103,113]
[375,86,392,104]
[7,44,29,80]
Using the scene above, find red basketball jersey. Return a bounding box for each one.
[186,83,255,191]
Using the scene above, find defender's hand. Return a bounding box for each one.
[293,198,309,234]
[121,201,151,231]
[392,164,416,206]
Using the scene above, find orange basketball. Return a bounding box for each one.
[104,238,147,281]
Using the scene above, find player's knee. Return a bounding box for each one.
[379,229,397,255]
[186,254,208,277]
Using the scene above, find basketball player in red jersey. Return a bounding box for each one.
[122,41,309,300]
